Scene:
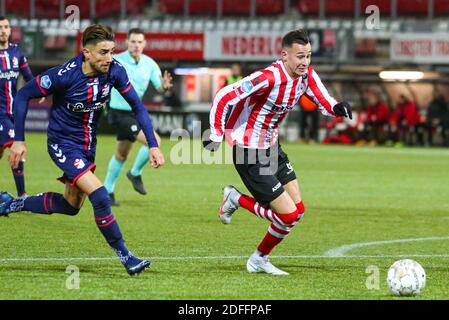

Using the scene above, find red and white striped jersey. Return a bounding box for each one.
[209,60,337,149]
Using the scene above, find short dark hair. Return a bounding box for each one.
[282,30,310,48]
[82,24,114,47]
[0,16,8,22]
[128,28,145,38]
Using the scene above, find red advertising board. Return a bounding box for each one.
[76,32,204,61]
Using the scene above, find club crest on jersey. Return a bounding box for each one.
[40,75,52,89]
[241,81,254,93]
[74,159,85,169]
[87,78,99,86]
[12,57,18,68]
[101,84,110,97]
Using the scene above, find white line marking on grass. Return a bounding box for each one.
[2,253,449,263]
[325,236,449,257]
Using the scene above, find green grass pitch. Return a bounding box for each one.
[1,132,449,299]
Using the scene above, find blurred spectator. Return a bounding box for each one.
[426,92,448,146]
[224,63,243,86]
[392,94,420,146]
[363,91,391,145]
[298,95,320,144]
[322,106,363,145]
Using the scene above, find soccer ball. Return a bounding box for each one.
[387,259,426,296]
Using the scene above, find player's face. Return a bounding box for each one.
[0,19,11,44]
[84,41,115,74]
[282,42,312,78]
[127,33,146,59]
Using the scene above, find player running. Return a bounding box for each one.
[0,25,165,276]
[0,16,35,197]
[204,30,352,275]
[104,28,172,206]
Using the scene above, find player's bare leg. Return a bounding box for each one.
[126,130,161,195]
[76,171,151,275]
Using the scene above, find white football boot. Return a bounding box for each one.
[218,185,241,224]
[246,252,289,275]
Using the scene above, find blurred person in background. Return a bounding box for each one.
[363,90,391,146]
[224,63,243,86]
[426,91,448,146]
[392,94,420,146]
[297,95,320,144]
[104,28,173,206]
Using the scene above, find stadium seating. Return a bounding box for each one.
[159,0,284,15]
[6,0,146,18]
[5,0,446,18]
[434,0,449,16]
[298,0,445,17]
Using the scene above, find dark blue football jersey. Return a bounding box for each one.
[0,43,33,116]
[33,54,154,151]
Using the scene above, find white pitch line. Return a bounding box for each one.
[1,253,449,263]
[325,236,449,257]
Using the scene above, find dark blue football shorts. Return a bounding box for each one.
[0,114,15,150]
[47,140,97,187]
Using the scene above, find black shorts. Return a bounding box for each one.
[107,109,141,142]
[233,144,297,208]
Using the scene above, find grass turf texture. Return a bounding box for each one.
[1,132,449,299]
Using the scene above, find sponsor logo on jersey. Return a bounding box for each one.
[74,159,85,169]
[101,84,110,97]
[12,57,18,68]
[251,75,264,86]
[241,81,254,93]
[286,162,294,175]
[0,70,19,80]
[68,101,106,113]
[40,75,52,89]
[272,182,281,192]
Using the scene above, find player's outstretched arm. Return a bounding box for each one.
[332,101,352,119]
[13,76,49,142]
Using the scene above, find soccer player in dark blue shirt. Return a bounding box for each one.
[0,16,34,197]
[0,25,165,275]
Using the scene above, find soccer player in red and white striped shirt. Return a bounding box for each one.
[204,30,352,275]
